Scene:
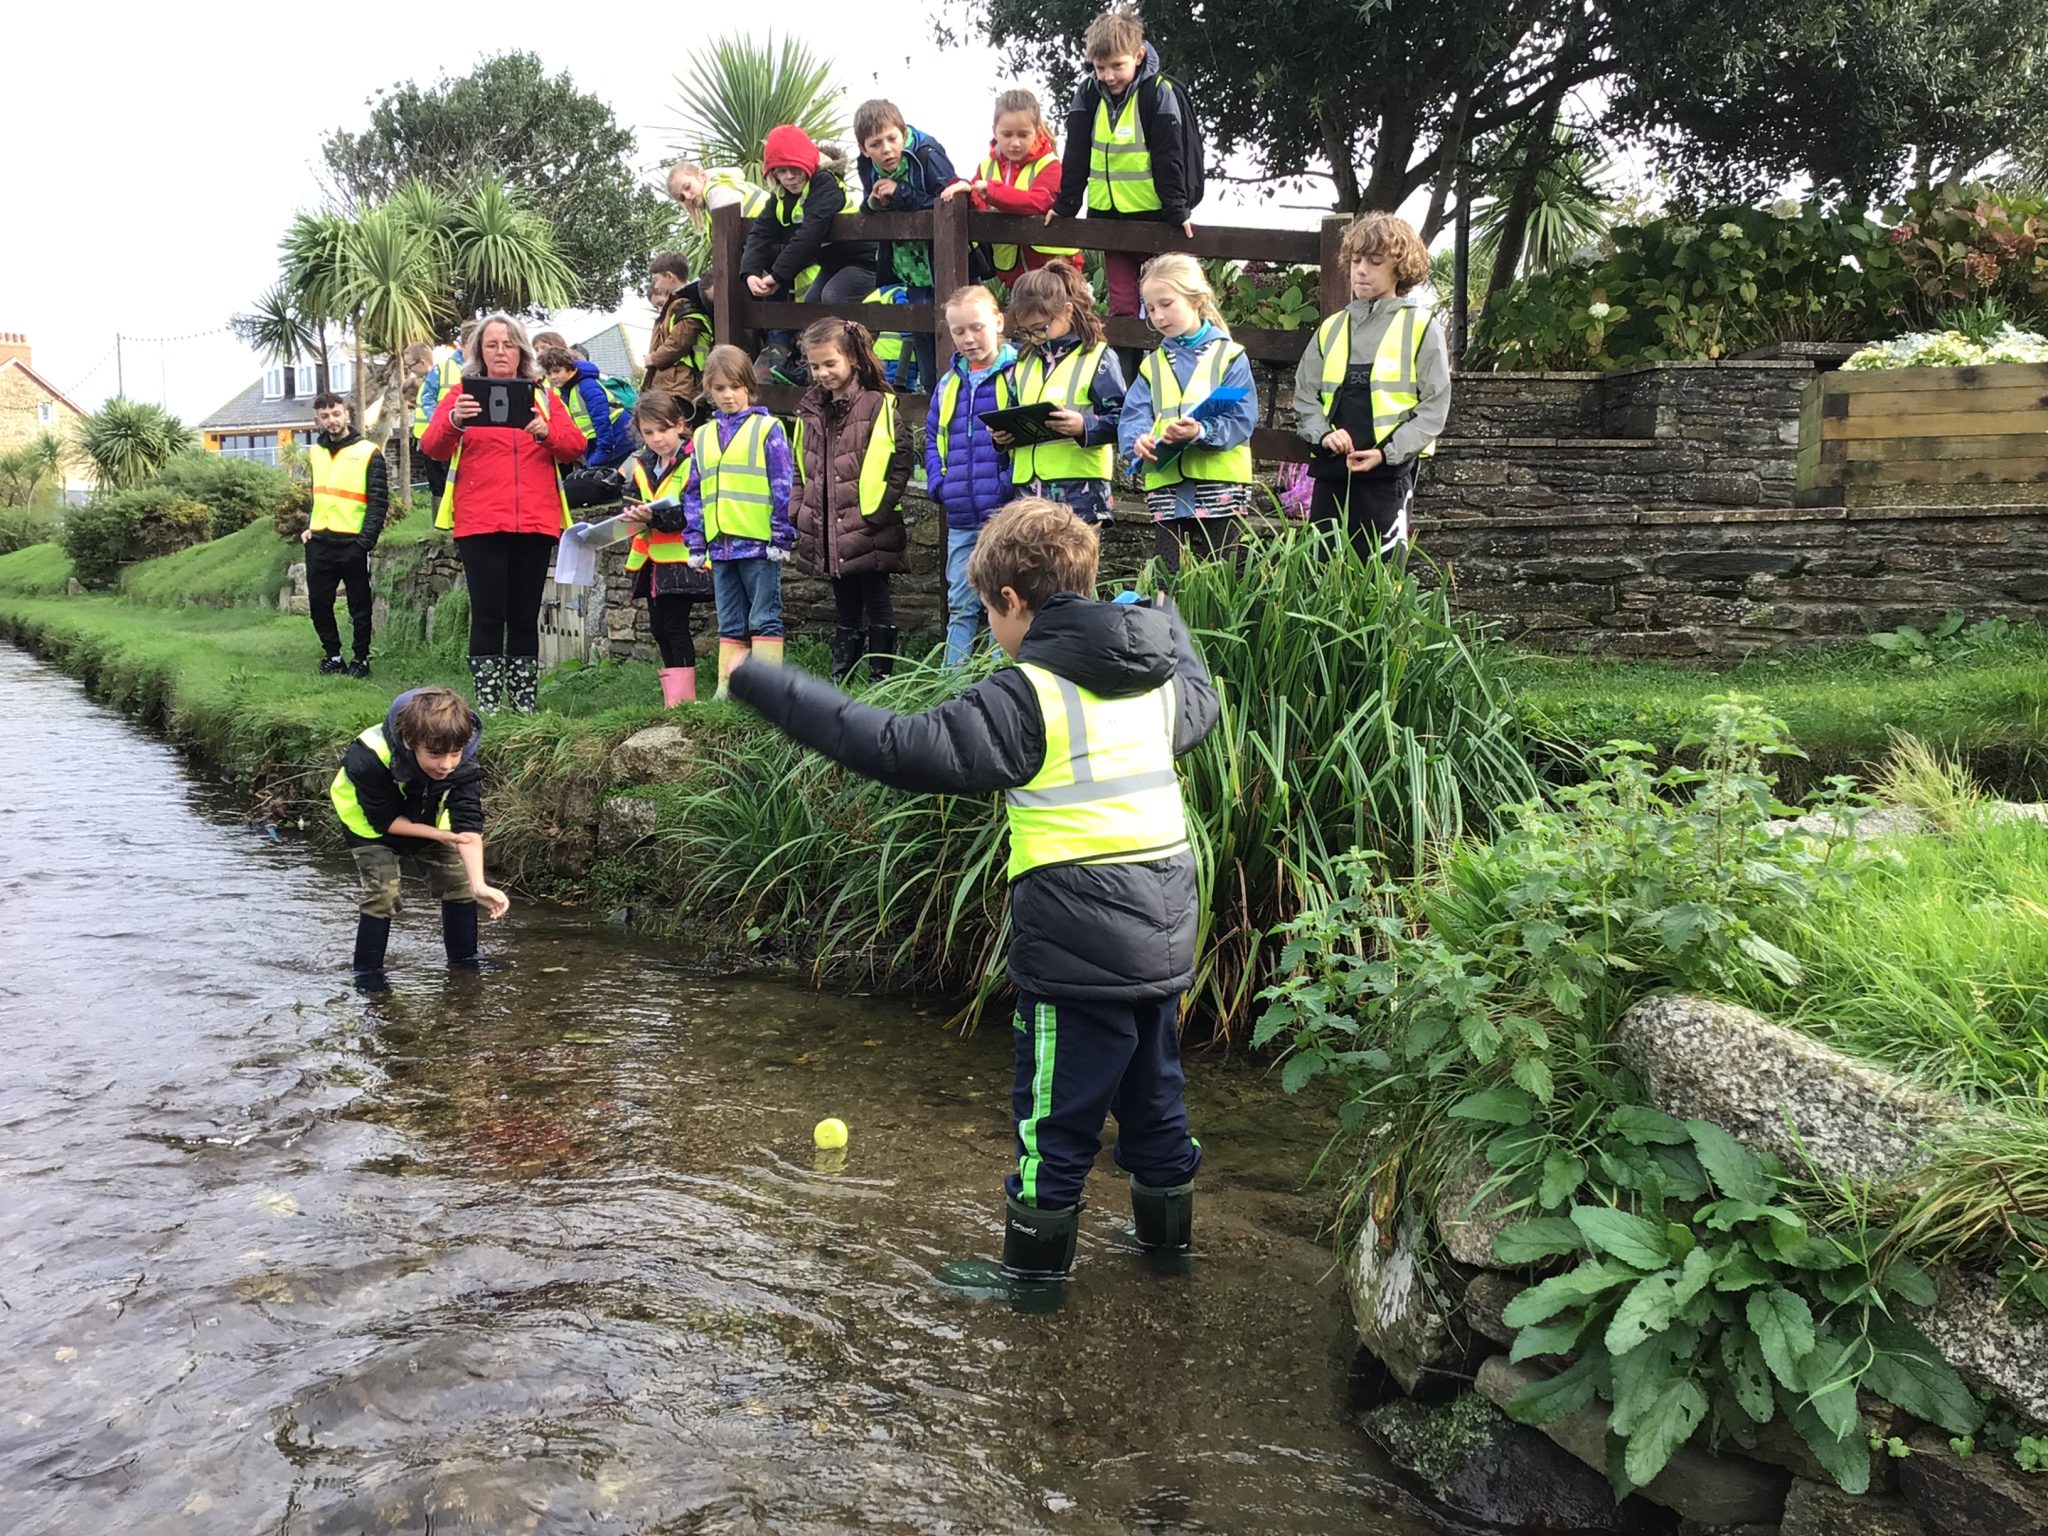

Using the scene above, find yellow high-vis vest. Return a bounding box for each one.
[330,725,452,840]
[308,439,379,535]
[1312,307,1438,458]
[1087,94,1161,213]
[626,455,692,570]
[979,151,1080,268]
[1142,338,1252,487]
[1004,662,1187,879]
[690,413,776,543]
[1011,345,1112,485]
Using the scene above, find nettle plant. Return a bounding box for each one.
[1258,698,1984,1490]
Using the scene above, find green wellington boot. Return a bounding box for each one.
[1130,1176,1196,1274]
[937,1196,1081,1310]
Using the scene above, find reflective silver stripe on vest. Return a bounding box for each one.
[1008,767,1182,808]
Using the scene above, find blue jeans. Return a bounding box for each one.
[712,556,782,639]
[945,526,983,667]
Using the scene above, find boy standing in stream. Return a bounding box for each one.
[730,499,1218,1294]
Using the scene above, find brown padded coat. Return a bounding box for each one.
[791,382,914,579]
[642,287,709,402]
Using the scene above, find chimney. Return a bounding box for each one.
[0,332,28,368]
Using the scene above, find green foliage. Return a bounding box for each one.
[321,51,673,311]
[1887,186,2048,323]
[0,432,70,507]
[668,33,845,174]
[0,541,73,594]
[119,519,300,609]
[1202,261,1323,332]
[1473,125,1617,278]
[0,506,58,555]
[76,398,196,490]
[1868,612,2023,668]
[152,452,293,540]
[1844,327,2048,368]
[63,486,211,586]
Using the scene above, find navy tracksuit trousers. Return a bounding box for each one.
[1007,990,1203,1209]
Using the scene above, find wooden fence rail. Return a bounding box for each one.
[708,199,1352,464]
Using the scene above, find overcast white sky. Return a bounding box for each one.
[0,3,1330,423]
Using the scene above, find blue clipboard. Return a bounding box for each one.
[1132,385,1252,476]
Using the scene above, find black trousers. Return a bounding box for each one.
[417,438,448,504]
[306,537,373,660]
[1311,462,1415,565]
[648,593,699,669]
[456,532,555,657]
[1007,990,1202,1210]
[831,571,895,630]
[1153,516,1243,576]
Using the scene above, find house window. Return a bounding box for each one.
[217,432,281,466]
[263,367,284,400]
[294,364,317,397]
[295,430,320,447]
[37,401,56,426]
[330,359,354,393]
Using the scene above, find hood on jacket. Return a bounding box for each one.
[571,358,604,386]
[1016,592,1176,699]
[948,342,1018,383]
[315,428,363,451]
[382,688,482,775]
[1076,41,1161,108]
[1349,288,1435,321]
[986,128,1058,167]
[764,125,821,178]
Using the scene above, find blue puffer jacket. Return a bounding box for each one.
[924,345,1018,531]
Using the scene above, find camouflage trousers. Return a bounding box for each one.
[351,839,473,918]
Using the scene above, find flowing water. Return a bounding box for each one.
[0,646,1453,1535]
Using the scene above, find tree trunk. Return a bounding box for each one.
[1359,102,1420,213]
[1481,92,1566,311]
[1422,99,1471,243]
[392,360,413,517]
[353,330,368,440]
[1318,109,1362,212]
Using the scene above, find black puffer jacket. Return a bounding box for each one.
[337,689,484,847]
[729,592,1219,1000]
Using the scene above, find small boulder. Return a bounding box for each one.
[1766,805,1929,842]
[1781,1477,1925,1536]
[1611,996,1954,1183]
[1436,1159,1519,1269]
[611,724,695,785]
[1349,1214,1460,1396]
[1463,1271,1521,1349]
[597,795,659,854]
[1476,1357,1790,1526]
[1918,1267,2048,1421]
[1898,1431,2048,1536]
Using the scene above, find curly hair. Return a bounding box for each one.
[967,497,1100,611]
[1340,212,1431,294]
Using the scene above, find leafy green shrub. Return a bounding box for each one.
[273,479,312,541]
[0,506,57,555]
[1843,326,2048,369]
[63,486,213,586]
[1205,259,1323,332]
[153,452,293,539]
[1867,611,2028,667]
[1887,186,2048,327]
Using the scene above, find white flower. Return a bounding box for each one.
[1670,225,1700,245]
[1770,197,1803,221]
[1587,302,1612,320]
[1718,221,1745,240]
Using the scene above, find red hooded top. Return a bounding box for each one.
[971,129,1063,215]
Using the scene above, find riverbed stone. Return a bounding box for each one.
[1610,995,1955,1183]
[1766,805,1931,841]
[1781,1477,1925,1536]
[611,724,696,785]
[1435,1159,1518,1269]
[1462,1271,1521,1348]
[597,795,659,853]
[1898,1431,2048,1536]
[1476,1357,1791,1525]
[1349,1214,1460,1396]
[1918,1267,2048,1420]
[1365,1391,1655,1532]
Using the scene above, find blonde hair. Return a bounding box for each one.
[967,497,1100,610]
[472,314,541,379]
[1138,254,1229,334]
[993,88,1047,135]
[854,99,906,147]
[1085,6,1145,61]
[943,284,1002,320]
[702,344,758,396]
[1340,212,1432,294]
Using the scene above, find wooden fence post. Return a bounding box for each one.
[711,202,746,360]
[931,195,972,374]
[1318,214,1350,320]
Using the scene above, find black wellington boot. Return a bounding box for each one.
[352,913,392,989]
[936,1197,1080,1311]
[829,625,865,684]
[1130,1177,1195,1271]
[867,624,898,681]
[441,899,480,969]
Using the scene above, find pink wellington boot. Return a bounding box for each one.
[659,667,697,707]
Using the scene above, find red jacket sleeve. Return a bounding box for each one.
[420,387,463,460]
[981,160,1059,215]
[540,392,587,463]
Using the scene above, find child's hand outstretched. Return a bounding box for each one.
[474,884,511,920]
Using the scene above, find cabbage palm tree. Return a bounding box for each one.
[77,399,195,490]
[1474,126,1616,278]
[340,198,447,495]
[448,179,577,317]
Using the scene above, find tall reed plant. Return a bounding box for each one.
[656,525,1540,1037]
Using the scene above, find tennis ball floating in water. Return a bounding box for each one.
[814,1117,848,1150]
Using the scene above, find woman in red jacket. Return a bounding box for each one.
[421,313,587,713]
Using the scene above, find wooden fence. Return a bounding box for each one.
[1796,363,2048,507]
[708,200,1353,464]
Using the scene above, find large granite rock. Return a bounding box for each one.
[1349,1214,1460,1395]
[1366,1391,1658,1532]
[1611,996,1955,1183]
[1435,1159,1518,1269]
[1476,1357,1790,1526]
[1919,1267,2048,1421]
[1781,1477,1926,1536]
[1898,1431,2048,1536]
[597,794,658,854]
[611,724,696,785]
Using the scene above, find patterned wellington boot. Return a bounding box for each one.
[505,656,541,715]
[468,655,505,714]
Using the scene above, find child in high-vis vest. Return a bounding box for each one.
[855,98,959,393]
[1119,254,1259,572]
[682,346,795,697]
[540,345,634,469]
[642,252,712,407]
[302,390,388,678]
[942,88,1079,286]
[742,125,877,382]
[1050,8,1198,321]
[730,498,1218,1293]
[331,686,509,986]
[1292,211,1450,563]
[1000,263,1126,526]
[926,285,1019,666]
[790,319,914,684]
[621,390,711,707]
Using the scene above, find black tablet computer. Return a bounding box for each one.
[977,401,1064,445]
[462,376,537,430]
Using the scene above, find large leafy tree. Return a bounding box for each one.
[322,52,673,310]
